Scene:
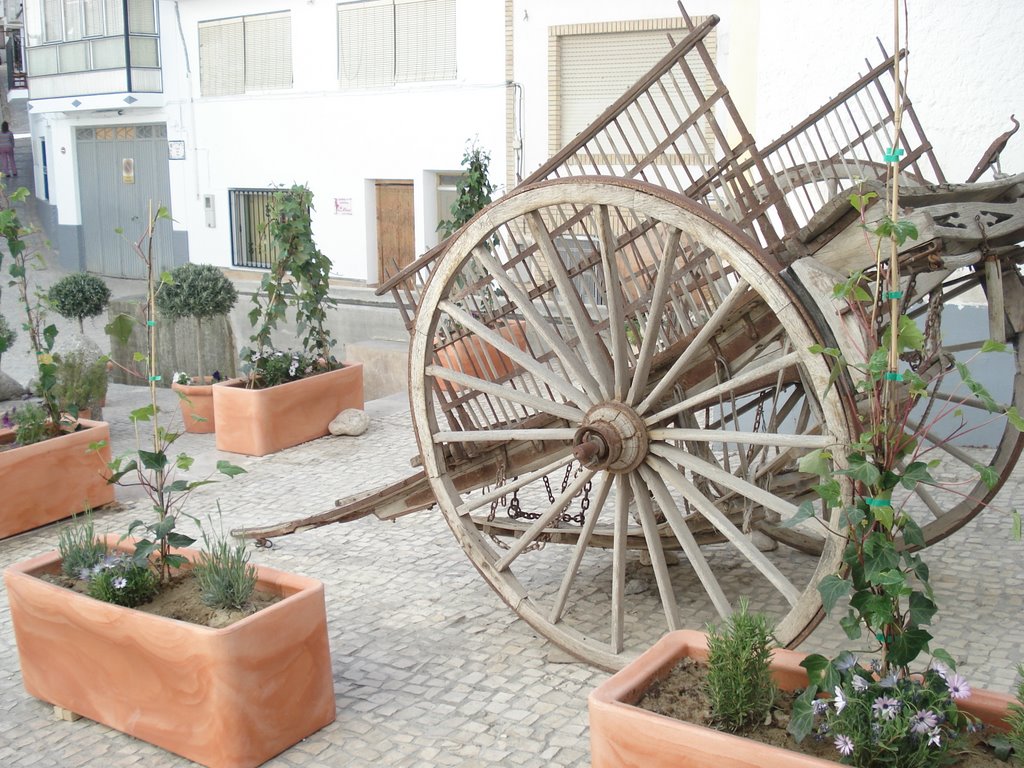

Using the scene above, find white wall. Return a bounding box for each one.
[170,0,508,283]
[512,0,1024,184]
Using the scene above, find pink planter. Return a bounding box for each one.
[589,630,1014,768]
[212,363,364,456]
[4,536,336,768]
[0,419,114,539]
[172,377,242,434]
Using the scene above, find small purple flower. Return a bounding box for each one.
[112,576,127,590]
[852,675,870,693]
[813,700,828,715]
[869,659,882,673]
[878,673,898,689]
[77,567,92,581]
[872,696,901,720]
[1,409,13,429]
[931,661,950,680]
[834,734,855,756]
[946,673,971,700]
[910,709,938,734]
[212,370,222,382]
[927,726,942,747]
[834,686,847,714]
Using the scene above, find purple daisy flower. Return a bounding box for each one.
[813,700,828,715]
[872,696,901,720]
[946,673,971,700]
[834,734,855,757]
[910,709,938,734]
[928,726,942,747]
[112,576,127,589]
[852,675,870,693]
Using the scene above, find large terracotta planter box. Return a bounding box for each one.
[4,536,336,768]
[0,419,114,539]
[588,630,1014,768]
[213,363,364,456]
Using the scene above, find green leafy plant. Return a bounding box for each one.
[57,512,107,579]
[241,184,338,389]
[1,180,64,437]
[437,140,495,238]
[86,553,159,608]
[704,600,777,732]
[155,262,238,383]
[192,510,257,611]
[53,349,108,416]
[780,57,1022,768]
[12,401,49,446]
[47,272,112,334]
[100,204,245,586]
[0,312,16,364]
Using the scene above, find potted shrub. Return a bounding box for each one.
[588,19,1022,765]
[52,347,109,419]
[0,182,113,539]
[155,262,239,433]
[213,183,363,456]
[4,205,335,768]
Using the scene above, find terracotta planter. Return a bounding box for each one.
[213,363,364,456]
[589,630,1014,768]
[0,419,114,540]
[172,377,241,434]
[4,536,336,768]
[434,320,528,393]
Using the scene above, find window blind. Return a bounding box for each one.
[338,1,394,89]
[245,13,292,91]
[199,18,244,96]
[395,0,455,83]
[128,0,156,35]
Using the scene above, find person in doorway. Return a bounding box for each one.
[0,122,17,177]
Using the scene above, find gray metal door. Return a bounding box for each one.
[76,124,174,278]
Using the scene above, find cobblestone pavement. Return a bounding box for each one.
[1,379,1023,767]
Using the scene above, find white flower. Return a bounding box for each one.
[834,686,847,714]
[852,675,869,692]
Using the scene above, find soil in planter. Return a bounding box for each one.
[636,658,1007,767]
[41,572,282,629]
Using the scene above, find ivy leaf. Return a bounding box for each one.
[105,312,136,345]
[932,648,958,672]
[900,461,935,490]
[130,404,156,423]
[900,517,926,549]
[788,687,818,743]
[840,610,862,640]
[909,591,937,628]
[800,654,831,683]
[849,191,878,213]
[782,500,818,528]
[138,449,168,471]
[1007,406,1024,432]
[980,339,1008,354]
[798,448,831,478]
[216,460,246,477]
[166,532,196,549]
[973,463,1000,491]
[887,628,932,668]
[818,574,851,615]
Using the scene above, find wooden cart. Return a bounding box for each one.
[240,7,1024,671]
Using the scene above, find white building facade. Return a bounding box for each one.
[21,0,1024,284]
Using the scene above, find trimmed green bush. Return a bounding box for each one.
[48,273,112,333]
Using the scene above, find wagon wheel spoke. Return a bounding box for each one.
[610,474,631,654]
[426,364,586,423]
[549,474,614,624]
[628,473,681,632]
[597,205,630,400]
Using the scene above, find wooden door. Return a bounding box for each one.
[375,180,415,283]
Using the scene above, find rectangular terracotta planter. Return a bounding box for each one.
[213,363,364,456]
[588,630,1014,768]
[172,377,243,434]
[0,419,114,539]
[4,536,336,768]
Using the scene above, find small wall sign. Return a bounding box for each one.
[334,197,352,215]
[122,158,135,184]
[168,140,186,160]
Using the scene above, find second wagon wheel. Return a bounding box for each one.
[409,177,854,670]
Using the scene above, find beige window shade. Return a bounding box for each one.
[91,36,125,68]
[104,0,124,35]
[554,21,716,163]
[59,40,89,71]
[245,13,292,90]
[84,0,104,36]
[42,0,62,42]
[338,1,394,89]
[199,18,244,96]
[63,0,83,41]
[395,0,455,83]
[128,0,156,35]
[338,0,454,89]
[129,35,159,67]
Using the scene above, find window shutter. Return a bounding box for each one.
[338,0,394,89]
[42,0,63,42]
[63,0,83,41]
[199,18,244,96]
[127,0,156,34]
[84,0,104,36]
[558,27,715,156]
[244,13,292,91]
[395,0,455,83]
[104,0,124,35]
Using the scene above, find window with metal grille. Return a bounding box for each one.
[229,189,290,269]
[198,12,292,97]
[337,0,455,90]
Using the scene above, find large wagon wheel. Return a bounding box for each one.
[409,177,854,670]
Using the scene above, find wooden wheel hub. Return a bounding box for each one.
[572,402,649,473]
